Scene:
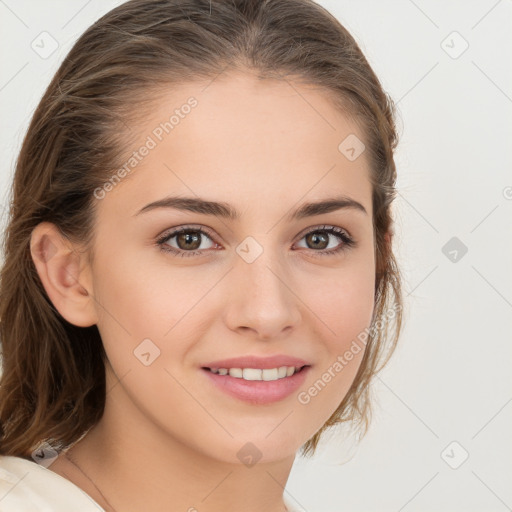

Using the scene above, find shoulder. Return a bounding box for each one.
[0,454,105,511]
[284,493,307,512]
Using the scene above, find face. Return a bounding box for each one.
[86,71,375,464]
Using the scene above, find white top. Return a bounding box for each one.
[0,454,105,511]
[0,455,304,511]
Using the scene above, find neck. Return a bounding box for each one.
[64,366,296,512]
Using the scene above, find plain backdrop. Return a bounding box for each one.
[1,1,511,511]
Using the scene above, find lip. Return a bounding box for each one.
[201,354,311,370]
[202,365,311,405]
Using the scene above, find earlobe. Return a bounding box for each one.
[30,222,98,327]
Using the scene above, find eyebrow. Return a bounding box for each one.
[134,194,368,220]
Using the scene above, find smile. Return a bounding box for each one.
[205,365,307,381]
[202,365,311,404]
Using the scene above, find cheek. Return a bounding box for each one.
[93,239,175,328]
[294,258,375,415]
[91,246,219,367]
[304,257,376,346]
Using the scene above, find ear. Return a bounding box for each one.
[30,222,98,327]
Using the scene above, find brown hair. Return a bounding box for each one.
[0,0,403,459]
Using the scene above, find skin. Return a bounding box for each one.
[30,70,382,512]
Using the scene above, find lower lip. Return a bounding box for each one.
[201,366,311,405]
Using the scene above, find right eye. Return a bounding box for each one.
[156,226,221,257]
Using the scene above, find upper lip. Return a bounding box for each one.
[201,355,311,370]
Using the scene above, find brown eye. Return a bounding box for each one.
[305,231,329,250]
[294,225,356,256]
[157,226,217,257]
[176,231,202,250]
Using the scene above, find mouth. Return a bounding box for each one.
[201,365,309,381]
[200,365,311,405]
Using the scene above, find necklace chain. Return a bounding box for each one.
[64,449,290,512]
[64,449,118,512]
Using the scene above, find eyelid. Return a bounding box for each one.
[156,224,217,241]
[155,224,219,250]
[295,223,352,241]
[157,223,352,243]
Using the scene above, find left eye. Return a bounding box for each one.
[295,227,350,251]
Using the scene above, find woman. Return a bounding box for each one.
[0,0,403,510]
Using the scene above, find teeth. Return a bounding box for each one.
[244,368,268,381]
[208,365,303,380]
[229,368,243,378]
[277,366,287,378]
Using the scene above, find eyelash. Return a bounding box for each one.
[155,224,356,258]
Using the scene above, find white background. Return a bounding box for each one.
[0,1,511,511]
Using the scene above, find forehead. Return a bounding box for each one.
[101,71,372,219]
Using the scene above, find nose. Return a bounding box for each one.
[223,250,302,340]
